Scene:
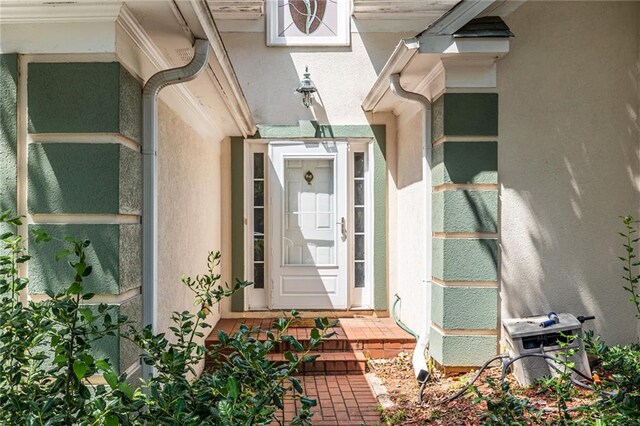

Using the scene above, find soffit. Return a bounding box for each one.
[123,0,256,137]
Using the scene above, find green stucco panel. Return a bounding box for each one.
[431,93,498,140]
[28,223,141,295]
[28,62,141,141]
[431,283,497,330]
[432,142,497,186]
[371,125,387,310]
[432,238,498,281]
[230,137,245,312]
[432,190,498,233]
[254,121,384,140]
[91,295,141,374]
[429,327,497,367]
[28,143,142,215]
[0,54,18,218]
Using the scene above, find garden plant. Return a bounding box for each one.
[0,210,335,425]
[468,215,640,425]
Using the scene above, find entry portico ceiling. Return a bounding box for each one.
[362,0,524,114]
[0,0,257,139]
[206,0,459,21]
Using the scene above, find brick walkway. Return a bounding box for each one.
[208,317,413,425]
[276,375,381,426]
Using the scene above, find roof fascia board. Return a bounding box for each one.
[419,36,510,54]
[189,0,257,137]
[361,37,420,112]
[419,0,497,36]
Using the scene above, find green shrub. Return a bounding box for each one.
[619,215,640,318]
[0,210,335,424]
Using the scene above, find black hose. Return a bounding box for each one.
[436,354,510,405]
[434,351,616,412]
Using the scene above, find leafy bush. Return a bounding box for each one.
[619,215,640,318]
[0,210,335,424]
[472,378,536,426]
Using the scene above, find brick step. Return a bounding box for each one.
[266,351,367,375]
[206,335,414,356]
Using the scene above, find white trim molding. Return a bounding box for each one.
[207,0,264,20]
[0,1,123,24]
[352,0,458,21]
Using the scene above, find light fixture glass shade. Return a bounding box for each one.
[296,66,316,108]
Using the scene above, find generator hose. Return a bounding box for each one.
[434,351,614,409]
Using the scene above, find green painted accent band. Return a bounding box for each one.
[0,54,18,218]
[432,142,497,186]
[372,125,387,311]
[28,143,141,215]
[432,94,498,140]
[28,63,142,142]
[28,223,141,295]
[252,121,383,139]
[118,65,143,143]
[429,326,497,367]
[432,238,497,281]
[431,282,497,330]
[90,295,141,374]
[230,137,245,312]
[432,190,498,233]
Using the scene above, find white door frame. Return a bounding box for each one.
[243,139,375,311]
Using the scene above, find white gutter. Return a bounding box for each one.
[362,0,499,114]
[141,39,210,380]
[389,74,432,382]
[361,37,419,112]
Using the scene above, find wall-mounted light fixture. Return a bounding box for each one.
[296,66,317,108]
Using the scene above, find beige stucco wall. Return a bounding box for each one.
[498,1,640,344]
[394,105,429,333]
[221,31,412,125]
[157,100,223,370]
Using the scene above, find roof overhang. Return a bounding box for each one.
[0,0,257,139]
[363,0,522,114]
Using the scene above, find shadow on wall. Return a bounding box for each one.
[498,1,640,344]
[0,54,17,215]
[219,26,416,126]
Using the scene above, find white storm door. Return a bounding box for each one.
[269,141,348,309]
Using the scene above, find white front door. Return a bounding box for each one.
[269,141,348,309]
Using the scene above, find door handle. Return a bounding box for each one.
[338,217,347,239]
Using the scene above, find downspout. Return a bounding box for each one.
[389,73,432,383]
[142,39,211,379]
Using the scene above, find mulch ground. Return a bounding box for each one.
[368,352,598,425]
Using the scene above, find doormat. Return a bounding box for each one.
[288,318,340,328]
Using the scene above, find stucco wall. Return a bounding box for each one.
[394,105,428,333]
[498,1,640,344]
[221,31,412,125]
[157,100,222,365]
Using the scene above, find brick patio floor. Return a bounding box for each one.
[274,374,381,426]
